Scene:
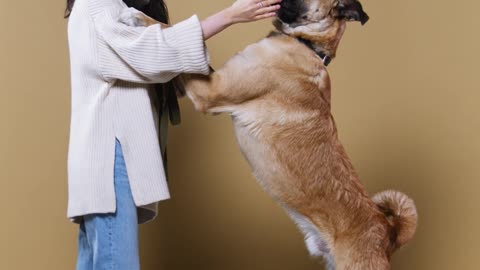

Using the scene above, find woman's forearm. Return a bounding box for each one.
[201,0,282,41]
[201,9,234,41]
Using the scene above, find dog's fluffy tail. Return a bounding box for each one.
[372,190,418,249]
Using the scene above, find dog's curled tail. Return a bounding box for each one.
[372,190,418,249]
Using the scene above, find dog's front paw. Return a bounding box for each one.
[119,7,149,27]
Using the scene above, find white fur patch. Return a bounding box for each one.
[281,205,330,257]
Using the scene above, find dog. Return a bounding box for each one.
[122,1,418,269]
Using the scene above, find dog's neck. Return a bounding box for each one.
[295,37,333,66]
[273,18,346,66]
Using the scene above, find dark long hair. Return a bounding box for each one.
[64,0,75,18]
[65,0,169,24]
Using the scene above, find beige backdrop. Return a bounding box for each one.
[1,0,479,269]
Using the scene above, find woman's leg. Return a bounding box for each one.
[75,220,93,270]
[76,138,140,270]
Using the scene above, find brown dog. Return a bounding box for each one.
[123,1,417,269]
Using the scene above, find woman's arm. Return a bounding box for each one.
[91,0,282,83]
[201,0,282,40]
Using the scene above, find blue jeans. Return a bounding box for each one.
[76,138,140,270]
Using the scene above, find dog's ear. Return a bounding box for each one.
[277,0,307,24]
[333,0,369,25]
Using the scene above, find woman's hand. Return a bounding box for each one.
[227,0,282,23]
[201,0,282,40]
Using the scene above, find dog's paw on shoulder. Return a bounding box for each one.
[119,7,149,27]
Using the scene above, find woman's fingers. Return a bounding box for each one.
[252,0,281,21]
[254,12,277,20]
[228,0,282,23]
[255,4,281,15]
[255,0,282,6]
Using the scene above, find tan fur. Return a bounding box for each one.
[125,1,417,269]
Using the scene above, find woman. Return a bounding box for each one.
[64,0,281,269]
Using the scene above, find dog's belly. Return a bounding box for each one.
[233,120,275,190]
[232,115,336,263]
[231,116,297,202]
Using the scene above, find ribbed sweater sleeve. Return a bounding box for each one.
[92,7,210,83]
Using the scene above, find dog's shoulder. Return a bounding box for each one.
[235,32,308,65]
[261,31,301,53]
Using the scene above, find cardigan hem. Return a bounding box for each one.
[67,196,169,225]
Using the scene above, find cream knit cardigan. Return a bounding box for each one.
[66,0,210,224]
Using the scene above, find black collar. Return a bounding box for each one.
[297,37,332,66]
[272,19,333,66]
[268,30,333,66]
